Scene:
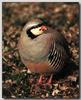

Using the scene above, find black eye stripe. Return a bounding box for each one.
[26,23,45,39]
[30,23,44,30]
[26,29,38,39]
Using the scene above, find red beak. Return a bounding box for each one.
[40,25,47,31]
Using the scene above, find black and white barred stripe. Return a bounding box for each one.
[48,42,65,73]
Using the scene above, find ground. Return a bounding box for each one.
[2,2,80,99]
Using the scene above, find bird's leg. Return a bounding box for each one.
[37,74,43,84]
[34,74,46,94]
[34,75,43,90]
[47,74,53,84]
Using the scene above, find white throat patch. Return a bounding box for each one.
[31,27,43,36]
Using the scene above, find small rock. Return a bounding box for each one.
[5,79,12,84]
[8,54,12,59]
[4,46,9,52]
[77,85,79,88]
[59,85,68,91]
[18,94,22,96]
[14,52,19,58]
[52,89,60,96]
[63,96,70,99]
[27,69,31,74]
[53,83,58,87]
[11,95,16,98]
[11,34,16,39]
[41,94,45,98]
[54,7,62,13]
[68,76,77,82]
[46,93,49,97]
[10,41,16,48]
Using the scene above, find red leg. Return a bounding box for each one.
[33,75,46,94]
[37,74,43,84]
[47,74,53,84]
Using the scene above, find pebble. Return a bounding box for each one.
[68,76,77,82]
[53,83,58,87]
[8,54,12,59]
[14,52,19,58]
[52,89,60,96]
[11,95,16,98]
[5,79,12,84]
[41,94,45,98]
[59,85,68,91]
[4,46,9,52]
[63,96,70,99]
[46,93,49,97]
[77,85,79,88]
[10,41,16,48]
[11,34,16,39]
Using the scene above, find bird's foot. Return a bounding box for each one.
[37,75,43,85]
[46,74,53,87]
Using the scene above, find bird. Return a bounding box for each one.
[18,18,70,85]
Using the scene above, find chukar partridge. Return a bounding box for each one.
[18,19,70,84]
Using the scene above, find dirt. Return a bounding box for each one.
[2,2,80,99]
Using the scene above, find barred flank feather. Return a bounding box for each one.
[48,42,66,73]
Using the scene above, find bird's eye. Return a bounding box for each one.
[39,28,42,31]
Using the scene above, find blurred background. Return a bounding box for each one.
[2,2,79,99]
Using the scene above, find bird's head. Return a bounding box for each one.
[24,19,48,39]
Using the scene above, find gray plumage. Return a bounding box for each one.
[18,19,70,74]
